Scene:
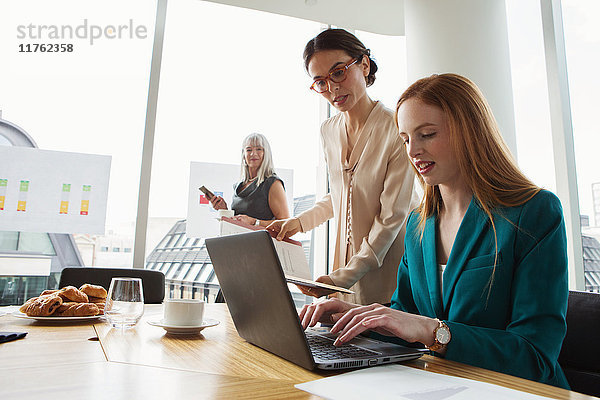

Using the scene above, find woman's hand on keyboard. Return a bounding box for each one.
[299,298,357,330]
[329,304,439,348]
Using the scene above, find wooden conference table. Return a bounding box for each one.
[0,304,595,399]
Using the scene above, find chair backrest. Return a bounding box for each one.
[215,289,225,303]
[558,290,600,397]
[58,267,165,304]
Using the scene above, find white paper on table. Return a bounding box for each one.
[295,364,554,400]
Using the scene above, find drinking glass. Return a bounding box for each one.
[104,277,144,329]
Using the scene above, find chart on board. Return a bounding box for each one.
[0,146,111,234]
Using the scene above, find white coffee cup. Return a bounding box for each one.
[163,299,205,326]
[218,209,234,219]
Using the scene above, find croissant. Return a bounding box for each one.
[57,286,89,303]
[79,284,107,299]
[22,294,63,316]
[19,283,108,317]
[88,296,106,304]
[54,302,99,317]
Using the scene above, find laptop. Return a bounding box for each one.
[205,230,427,370]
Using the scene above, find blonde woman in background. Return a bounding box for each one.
[211,133,290,226]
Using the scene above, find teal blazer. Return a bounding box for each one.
[390,190,569,388]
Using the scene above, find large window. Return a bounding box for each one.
[506,0,600,290]
[150,1,323,224]
[142,1,325,301]
[563,0,600,291]
[0,0,156,269]
[505,0,555,191]
[562,0,600,226]
[355,31,407,113]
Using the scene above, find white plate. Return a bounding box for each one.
[147,318,219,335]
[12,311,103,322]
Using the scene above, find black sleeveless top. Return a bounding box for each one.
[231,175,284,220]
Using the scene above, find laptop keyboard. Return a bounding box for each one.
[306,333,380,360]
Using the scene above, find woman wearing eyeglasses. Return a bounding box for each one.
[267,29,417,305]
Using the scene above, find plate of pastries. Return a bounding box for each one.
[14,284,107,321]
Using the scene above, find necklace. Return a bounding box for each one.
[240,177,257,192]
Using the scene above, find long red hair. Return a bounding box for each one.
[396,73,540,230]
[396,74,540,292]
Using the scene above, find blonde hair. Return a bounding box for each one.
[240,133,275,186]
[396,74,540,292]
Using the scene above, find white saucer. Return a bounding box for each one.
[147,318,219,335]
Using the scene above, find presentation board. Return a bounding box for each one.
[187,161,293,238]
[0,146,111,234]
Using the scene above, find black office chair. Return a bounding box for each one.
[58,267,165,304]
[558,290,600,397]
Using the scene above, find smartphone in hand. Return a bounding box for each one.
[199,185,215,200]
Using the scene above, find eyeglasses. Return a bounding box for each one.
[310,58,360,93]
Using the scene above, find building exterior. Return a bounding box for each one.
[582,235,600,293]
[592,182,600,227]
[72,217,180,269]
[146,220,217,301]
[75,231,134,268]
[0,115,83,305]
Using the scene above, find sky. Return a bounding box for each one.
[1,0,599,235]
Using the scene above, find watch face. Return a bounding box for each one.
[436,326,451,344]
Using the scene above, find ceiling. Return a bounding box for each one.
[202,0,405,36]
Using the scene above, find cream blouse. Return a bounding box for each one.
[297,101,418,304]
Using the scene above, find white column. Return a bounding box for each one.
[404,0,517,156]
[133,0,168,269]
[540,0,584,290]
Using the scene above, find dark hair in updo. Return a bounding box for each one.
[303,28,378,87]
